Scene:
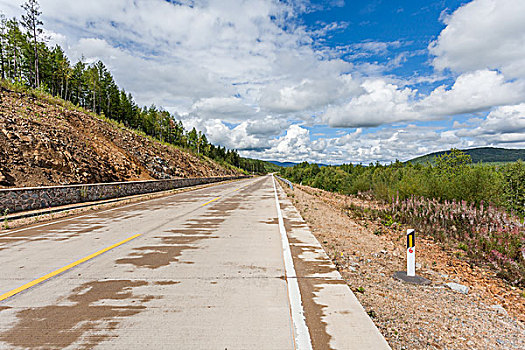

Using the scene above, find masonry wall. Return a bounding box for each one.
[0,176,247,214]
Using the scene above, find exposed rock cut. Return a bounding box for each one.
[0,88,238,188]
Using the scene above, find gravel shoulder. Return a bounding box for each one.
[282,183,524,350]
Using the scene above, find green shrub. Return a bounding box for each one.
[503,160,525,217]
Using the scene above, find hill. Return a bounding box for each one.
[408,147,525,164]
[269,160,330,168]
[0,87,239,188]
[269,161,297,168]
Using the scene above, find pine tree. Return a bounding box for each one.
[0,10,246,171]
[21,0,43,88]
[0,14,6,80]
[187,128,198,150]
[5,19,24,82]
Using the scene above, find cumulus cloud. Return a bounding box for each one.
[323,69,525,128]
[8,0,365,119]
[247,103,525,164]
[259,72,361,114]
[189,97,258,123]
[323,0,525,131]
[456,104,525,145]
[236,124,328,162]
[245,124,471,164]
[429,0,525,79]
[182,118,273,151]
[2,0,525,164]
[480,104,525,136]
[275,125,311,155]
[415,69,525,116]
[322,79,417,127]
[245,117,290,137]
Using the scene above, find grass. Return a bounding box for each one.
[2,209,9,230]
[346,197,524,286]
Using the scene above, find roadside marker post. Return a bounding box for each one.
[406,229,415,277]
[392,228,430,285]
[407,229,416,277]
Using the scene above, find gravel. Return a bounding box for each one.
[446,282,470,295]
[282,183,525,350]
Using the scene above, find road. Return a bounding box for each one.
[0,176,389,349]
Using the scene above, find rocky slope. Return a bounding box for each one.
[0,88,238,188]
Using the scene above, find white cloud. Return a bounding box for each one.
[456,104,525,146]
[275,125,311,155]
[481,104,525,136]
[245,117,289,137]
[185,120,252,151]
[259,71,361,114]
[239,124,328,162]
[13,0,363,119]
[415,69,525,116]
[182,115,289,152]
[322,69,525,128]
[322,79,418,127]
[189,97,258,123]
[2,0,525,164]
[430,0,525,79]
[349,40,403,58]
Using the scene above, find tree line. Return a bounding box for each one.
[0,0,272,174]
[280,149,525,217]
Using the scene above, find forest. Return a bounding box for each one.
[280,150,524,215]
[0,0,276,175]
[280,150,525,285]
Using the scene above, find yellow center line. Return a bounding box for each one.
[201,183,248,206]
[0,233,142,302]
[201,197,221,206]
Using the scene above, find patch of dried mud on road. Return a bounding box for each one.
[282,183,525,350]
[116,236,202,269]
[116,195,241,270]
[0,280,152,349]
[154,280,180,286]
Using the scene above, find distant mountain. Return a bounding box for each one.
[269,161,297,168]
[268,161,331,168]
[407,147,525,164]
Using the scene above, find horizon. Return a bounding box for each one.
[1,0,525,164]
[267,146,525,166]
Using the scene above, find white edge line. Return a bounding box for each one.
[0,178,252,237]
[272,175,313,350]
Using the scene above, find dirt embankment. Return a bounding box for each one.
[0,88,238,188]
[282,183,524,350]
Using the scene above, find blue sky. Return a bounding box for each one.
[1,0,525,164]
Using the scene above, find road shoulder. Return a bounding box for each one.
[275,180,390,349]
[280,182,525,349]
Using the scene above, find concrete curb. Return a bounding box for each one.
[275,181,391,349]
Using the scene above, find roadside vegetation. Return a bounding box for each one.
[0,1,276,175]
[280,149,525,286]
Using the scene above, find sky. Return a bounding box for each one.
[1,0,525,164]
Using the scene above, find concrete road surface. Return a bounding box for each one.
[0,176,389,349]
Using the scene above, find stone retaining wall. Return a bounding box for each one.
[0,176,247,214]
